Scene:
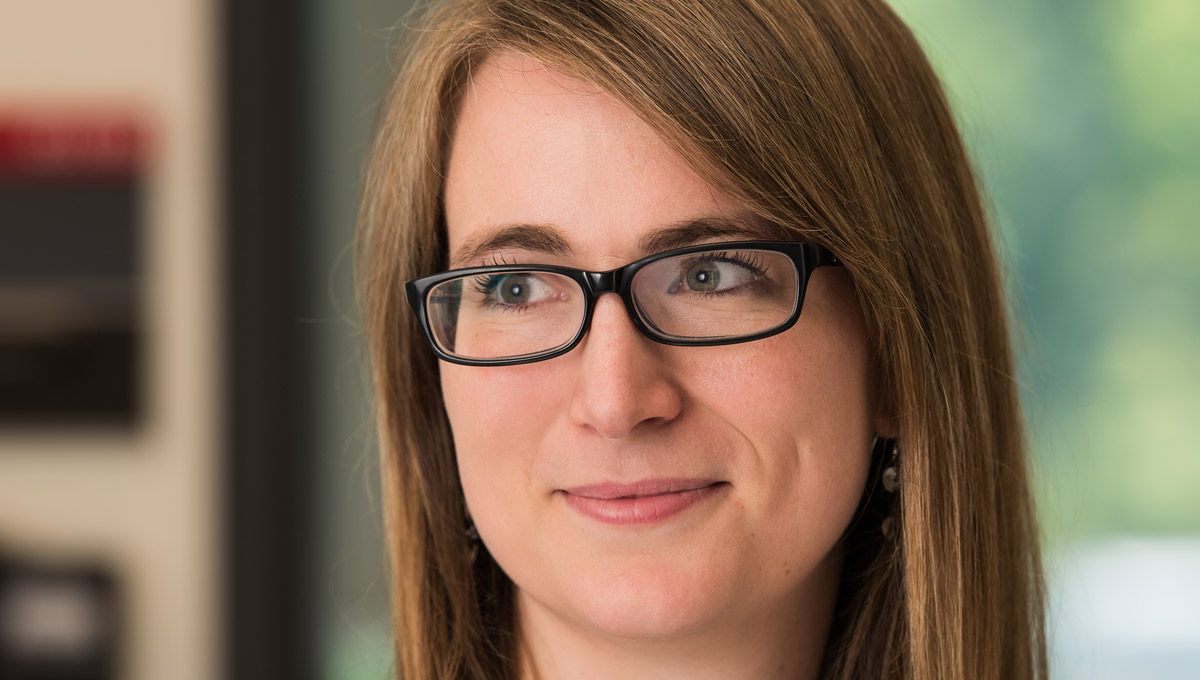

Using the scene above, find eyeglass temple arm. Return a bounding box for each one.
[812,245,843,267]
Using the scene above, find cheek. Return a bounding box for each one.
[442,361,564,441]
[695,321,874,456]
[686,295,876,561]
[440,361,567,519]
[442,361,586,586]
[756,277,875,469]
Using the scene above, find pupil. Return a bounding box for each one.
[688,263,720,291]
[501,279,528,304]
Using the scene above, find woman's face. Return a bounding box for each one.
[441,53,884,641]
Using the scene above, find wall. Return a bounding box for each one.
[0,1,221,678]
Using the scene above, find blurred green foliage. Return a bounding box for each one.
[890,0,1200,542]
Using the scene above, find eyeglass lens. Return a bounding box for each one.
[425,248,800,361]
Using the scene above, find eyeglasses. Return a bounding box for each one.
[405,240,842,366]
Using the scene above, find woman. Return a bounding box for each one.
[358,1,1047,678]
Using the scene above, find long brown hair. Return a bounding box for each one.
[357,1,1047,678]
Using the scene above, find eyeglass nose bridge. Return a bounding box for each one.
[575,265,666,350]
[583,268,619,295]
[577,267,642,337]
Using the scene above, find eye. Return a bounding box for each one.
[473,272,564,309]
[496,275,534,304]
[676,255,765,294]
[686,261,721,291]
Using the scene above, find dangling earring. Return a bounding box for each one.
[872,436,900,539]
[881,442,899,494]
[870,436,900,493]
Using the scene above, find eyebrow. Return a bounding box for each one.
[450,223,572,267]
[637,215,789,254]
[449,214,789,268]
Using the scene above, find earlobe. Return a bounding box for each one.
[872,386,899,439]
[866,342,897,440]
[873,411,899,439]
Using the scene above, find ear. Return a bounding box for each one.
[872,380,899,439]
[873,412,899,440]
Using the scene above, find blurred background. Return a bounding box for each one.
[0,0,1195,678]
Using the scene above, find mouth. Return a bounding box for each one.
[558,479,728,526]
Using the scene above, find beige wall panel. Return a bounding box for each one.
[0,1,222,679]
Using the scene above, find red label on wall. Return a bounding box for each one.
[0,113,148,179]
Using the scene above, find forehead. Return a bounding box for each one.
[444,51,748,266]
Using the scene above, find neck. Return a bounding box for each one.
[517,551,842,680]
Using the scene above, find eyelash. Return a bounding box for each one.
[472,274,508,297]
[687,251,769,277]
[471,273,538,313]
[480,253,516,267]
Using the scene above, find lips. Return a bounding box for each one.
[558,478,727,526]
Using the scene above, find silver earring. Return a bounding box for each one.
[876,438,900,493]
[872,437,900,540]
[882,462,899,494]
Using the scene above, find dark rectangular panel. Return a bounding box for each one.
[0,116,144,425]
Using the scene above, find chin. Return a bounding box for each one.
[548,557,739,640]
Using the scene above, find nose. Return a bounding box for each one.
[568,293,683,439]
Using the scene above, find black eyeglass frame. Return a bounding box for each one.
[405,240,843,367]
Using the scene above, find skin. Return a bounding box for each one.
[441,52,890,680]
